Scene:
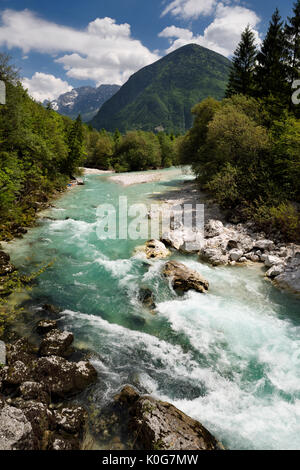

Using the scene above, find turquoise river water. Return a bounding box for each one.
[5,168,300,450]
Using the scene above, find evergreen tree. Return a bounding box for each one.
[226,26,257,97]
[254,9,289,104]
[66,115,85,176]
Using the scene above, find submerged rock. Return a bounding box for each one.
[115,386,224,451]
[138,288,156,310]
[163,261,209,294]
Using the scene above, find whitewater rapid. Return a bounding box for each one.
[6,169,300,450]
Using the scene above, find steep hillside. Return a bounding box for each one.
[91,44,231,133]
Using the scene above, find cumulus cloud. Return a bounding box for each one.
[0,9,159,85]
[160,4,261,57]
[23,72,72,102]
[162,0,217,19]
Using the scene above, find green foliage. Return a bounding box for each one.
[226,26,258,98]
[91,44,231,134]
[254,9,290,115]
[0,55,86,239]
[113,131,162,172]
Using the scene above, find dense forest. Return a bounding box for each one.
[0,3,300,244]
[0,56,179,240]
[179,4,300,242]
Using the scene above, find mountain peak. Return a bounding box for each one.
[90,44,231,133]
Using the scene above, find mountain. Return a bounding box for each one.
[90,44,231,134]
[46,84,120,122]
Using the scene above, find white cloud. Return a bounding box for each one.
[0,9,159,85]
[162,0,217,19]
[160,4,261,58]
[23,72,72,102]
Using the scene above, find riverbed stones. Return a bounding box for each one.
[39,329,74,357]
[115,386,224,451]
[163,261,209,293]
[229,249,244,262]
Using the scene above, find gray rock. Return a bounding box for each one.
[0,405,35,450]
[264,255,282,268]
[200,247,229,266]
[0,340,6,365]
[266,265,285,279]
[254,239,275,251]
[161,231,184,251]
[204,220,224,238]
[274,253,300,295]
[229,250,244,262]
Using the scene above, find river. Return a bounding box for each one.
[5,168,300,450]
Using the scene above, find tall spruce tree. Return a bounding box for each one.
[254,9,289,104]
[285,0,300,113]
[226,26,257,97]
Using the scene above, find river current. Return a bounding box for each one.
[6,169,300,450]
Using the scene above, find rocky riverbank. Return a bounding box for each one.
[145,180,300,297]
[0,319,97,450]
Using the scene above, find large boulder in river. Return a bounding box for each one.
[163,261,209,293]
[115,386,224,450]
[145,240,170,259]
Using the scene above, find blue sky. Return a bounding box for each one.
[0,0,295,101]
